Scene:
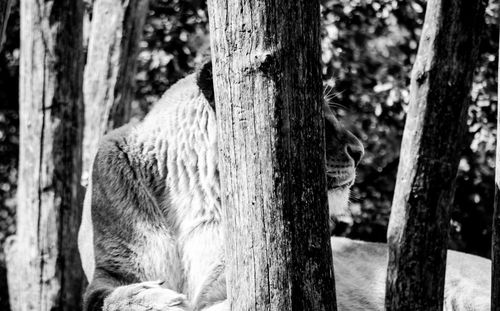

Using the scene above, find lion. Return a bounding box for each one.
[332,238,491,310]
[78,61,490,311]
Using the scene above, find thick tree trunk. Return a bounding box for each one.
[82,0,149,183]
[5,0,85,310]
[492,12,500,311]
[0,0,13,52]
[385,1,486,310]
[207,1,336,310]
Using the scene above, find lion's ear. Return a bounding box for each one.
[196,60,214,108]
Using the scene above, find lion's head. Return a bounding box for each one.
[196,61,363,233]
[323,103,364,233]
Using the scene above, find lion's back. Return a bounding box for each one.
[79,71,216,289]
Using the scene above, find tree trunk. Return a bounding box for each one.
[0,0,12,52]
[207,1,336,310]
[385,1,486,310]
[492,11,500,311]
[82,0,149,183]
[5,0,85,310]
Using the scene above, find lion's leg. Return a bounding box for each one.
[83,131,188,311]
[102,280,190,311]
[179,222,226,310]
[85,270,191,311]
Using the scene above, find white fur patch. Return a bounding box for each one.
[133,223,184,291]
[328,188,351,224]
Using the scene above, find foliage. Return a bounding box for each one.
[0,2,18,309]
[451,1,499,256]
[134,0,209,118]
[321,0,424,243]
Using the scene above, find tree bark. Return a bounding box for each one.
[5,0,85,310]
[385,1,486,310]
[492,11,500,311]
[0,0,12,52]
[82,0,149,184]
[207,1,336,310]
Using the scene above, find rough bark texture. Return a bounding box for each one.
[82,0,149,184]
[492,14,500,311]
[0,0,13,52]
[207,1,336,310]
[5,0,85,310]
[385,1,486,310]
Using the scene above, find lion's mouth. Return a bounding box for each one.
[327,176,354,190]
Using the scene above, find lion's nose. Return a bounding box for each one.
[346,140,364,167]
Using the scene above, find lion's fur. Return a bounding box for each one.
[79,70,226,309]
[331,237,491,310]
[78,63,490,311]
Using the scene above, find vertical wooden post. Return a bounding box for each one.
[492,11,500,311]
[207,1,336,310]
[82,0,149,183]
[385,1,486,310]
[5,0,86,310]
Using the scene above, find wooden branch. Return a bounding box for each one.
[5,1,86,310]
[385,0,486,310]
[82,0,149,183]
[0,0,13,52]
[207,1,336,310]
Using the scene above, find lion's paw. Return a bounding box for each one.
[103,281,191,311]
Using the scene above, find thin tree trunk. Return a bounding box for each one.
[207,1,336,310]
[0,0,12,52]
[82,0,149,183]
[492,11,500,311]
[5,0,85,310]
[385,0,485,310]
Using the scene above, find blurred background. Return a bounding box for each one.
[0,0,498,309]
